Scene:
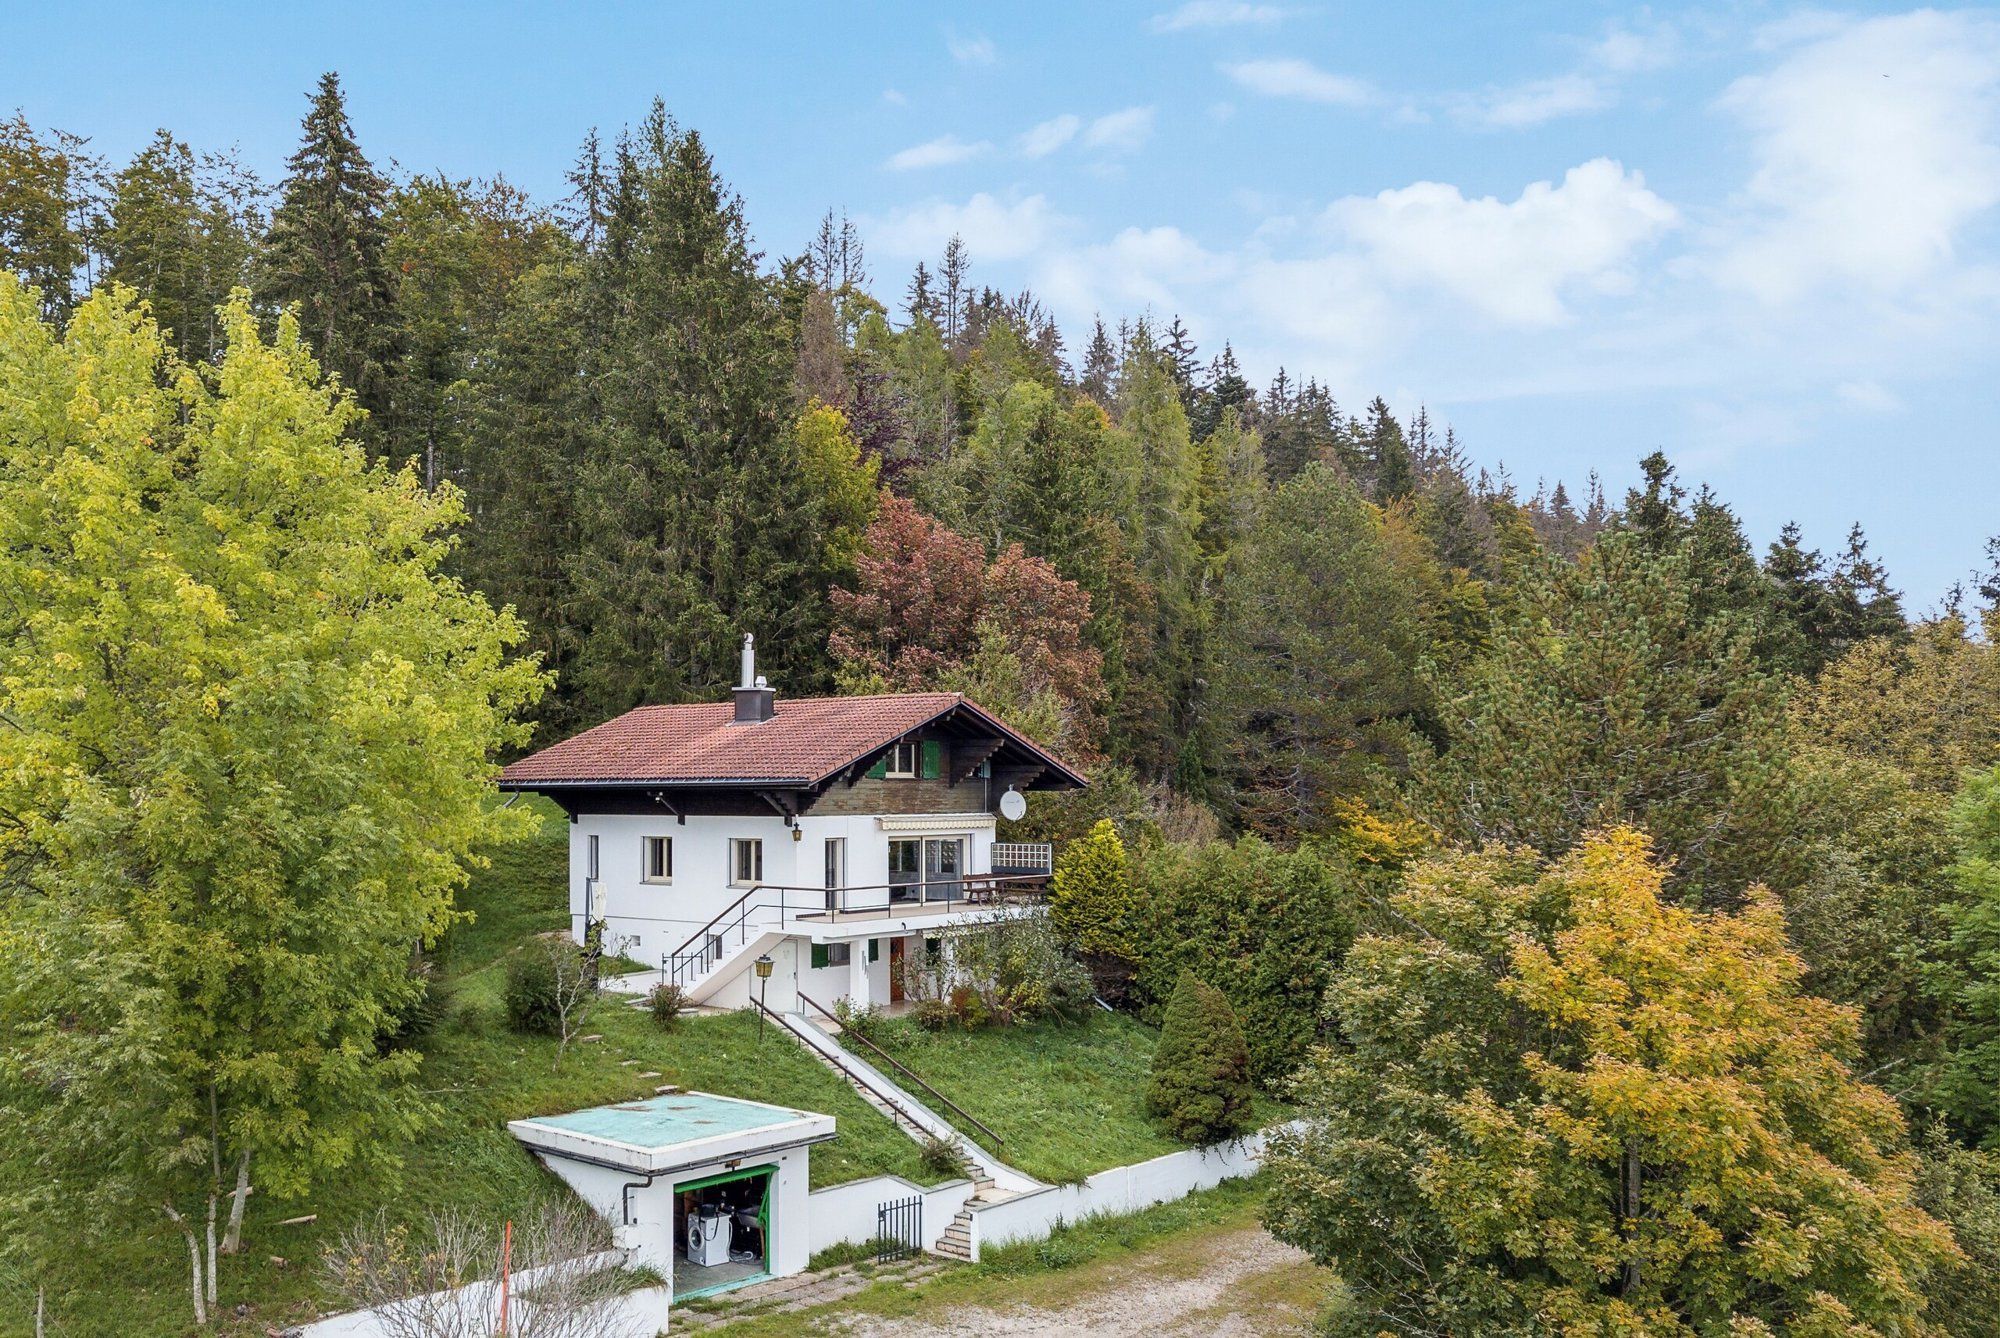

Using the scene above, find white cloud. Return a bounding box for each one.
[1453,18,1678,129]
[1711,10,2000,304]
[947,30,996,66]
[1083,106,1156,153]
[1223,58,1373,107]
[867,194,1064,262]
[1836,379,1902,413]
[885,134,991,172]
[1149,1,1286,34]
[1322,158,1679,325]
[1463,74,1611,129]
[1019,114,1081,159]
[880,88,908,107]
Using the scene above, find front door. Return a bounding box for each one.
[889,937,907,1002]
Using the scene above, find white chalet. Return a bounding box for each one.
[498,636,1086,1014]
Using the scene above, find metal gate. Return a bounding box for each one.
[876,1193,922,1262]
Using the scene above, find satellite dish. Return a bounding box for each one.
[999,788,1027,821]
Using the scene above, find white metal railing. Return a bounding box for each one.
[990,842,1053,874]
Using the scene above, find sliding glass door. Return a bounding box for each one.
[889,837,966,903]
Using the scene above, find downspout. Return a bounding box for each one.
[622,1173,658,1228]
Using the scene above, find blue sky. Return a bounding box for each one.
[9,2,1998,605]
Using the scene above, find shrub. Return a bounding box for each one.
[647,982,689,1030]
[1050,819,1138,1002]
[911,998,953,1032]
[1130,835,1359,1084]
[918,1134,968,1180]
[833,997,887,1043]
[504,942,563,1035]
[1146,971,1255,1145]
[382,956,454,1052]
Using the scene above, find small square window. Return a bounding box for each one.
[643,836,673,883]
[827,942,852,967]
[884,741,920,778]
[732,838,764,886]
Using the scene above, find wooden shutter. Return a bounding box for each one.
[868,938,880,963]
[811,943,829,970]
[919,740,942,779]
[866,754,888,779]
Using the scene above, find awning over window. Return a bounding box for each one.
[875,814,996,833]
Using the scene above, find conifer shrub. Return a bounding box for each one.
[1049,819,1137,1000]
[1146,971,1255,1144]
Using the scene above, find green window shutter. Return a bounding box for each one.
[811,943,828,970]
[919,740,942,779]
[868,938,880,963]
[866,755,888,779]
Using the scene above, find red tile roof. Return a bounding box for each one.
[499,692,1084,789]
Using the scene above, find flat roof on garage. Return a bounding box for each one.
[508,1090,836,1175]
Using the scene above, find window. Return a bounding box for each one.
[823,838,846,912]
[884,741,920,778]
[731,838,764,886]
[586,834,600,881]
[811,941,853,969]
[643,836,673,883]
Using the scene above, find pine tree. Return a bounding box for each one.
[904,259,936,325]
[1191,342,1252,440]
[1162,314,1200,409]
[561,107,840,710]
[261,72,398,430]
[938,233,968,345]
[0,114,97,321]
[99,130,260,364]
[1079,315,1117,404]
[1218,465,1427,835]
[1362,396,1415,501]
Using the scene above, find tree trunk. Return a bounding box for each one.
[204,1189,218,1308]
[163,1204,207,1327]
[1621,1137,1642,1297]
[221,1149,252,1254]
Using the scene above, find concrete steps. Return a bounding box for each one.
[934,1208,975,1261]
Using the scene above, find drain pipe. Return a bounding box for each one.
[621,1173,657,1228]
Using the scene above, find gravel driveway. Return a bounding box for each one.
[834,1227,1318,1338]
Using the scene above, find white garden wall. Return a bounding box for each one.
[805,1174,978,1255]
[967,1130,1278,1260]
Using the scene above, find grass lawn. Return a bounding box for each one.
[843,1011,1188,1184]
[9,799,932,1338]
[694,1174,1332,1336]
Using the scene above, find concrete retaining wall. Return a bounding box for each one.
[805,1174,978,1255]
[967,1131,1274,1260]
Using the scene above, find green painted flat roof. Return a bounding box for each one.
[526,1092,814,1152]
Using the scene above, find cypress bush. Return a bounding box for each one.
[1146,971,1255,1144]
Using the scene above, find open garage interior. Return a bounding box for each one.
[673,1164,773,1299]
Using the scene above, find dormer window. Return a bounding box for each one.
[884,741,920,778]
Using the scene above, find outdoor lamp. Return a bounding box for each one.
[754,955,774,980]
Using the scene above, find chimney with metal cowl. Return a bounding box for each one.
[732,633,775,723]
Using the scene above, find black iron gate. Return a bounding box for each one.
[876,1193,922,1262]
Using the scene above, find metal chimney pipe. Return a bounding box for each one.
[740,633,755,690]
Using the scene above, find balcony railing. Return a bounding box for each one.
[991,842,1053,876]
[658,873,1050,990]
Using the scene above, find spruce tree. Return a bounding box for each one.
[1147,972,1256,1143]
[0,114,96,321]
[1363,396,1415,502]
[100,130,260,364]
[1079,315,1117,404]
[262,72,398,430]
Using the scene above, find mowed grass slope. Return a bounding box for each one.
[11,798,930,1338]
[848,1012,1187,1184]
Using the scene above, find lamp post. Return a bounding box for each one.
[754,954,774,1043]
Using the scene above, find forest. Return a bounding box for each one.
[5,72,2000,1335]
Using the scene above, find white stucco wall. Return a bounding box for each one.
[966,1132,1278,1259]
[805,1174,978,1255]
[530,1143,815,1286]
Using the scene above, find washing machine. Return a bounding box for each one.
[687,1202,733,1267]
